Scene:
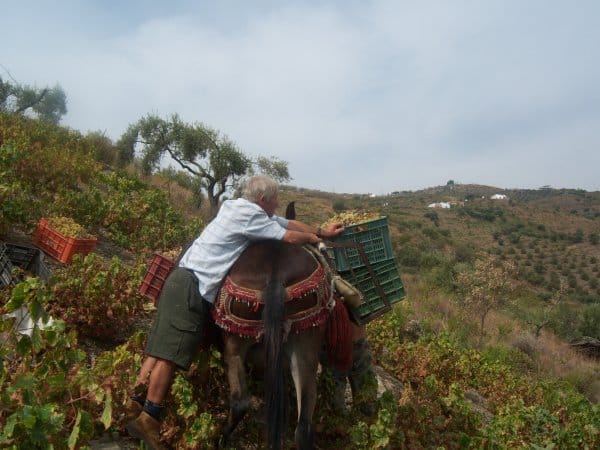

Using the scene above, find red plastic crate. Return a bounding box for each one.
[139,254,175,304]
[33,218,97,264]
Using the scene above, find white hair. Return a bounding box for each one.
[243,175,279,202]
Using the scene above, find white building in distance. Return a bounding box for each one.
[428,202,451,209]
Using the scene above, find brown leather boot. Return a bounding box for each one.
[126,411,167,450]
[123,398,143,422]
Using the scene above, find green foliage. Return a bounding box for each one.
[349,392,399,449]
[395,243,421,272]
[1,113,202,250]
[365,323,600,449]
[0,75,67,123]
[171,374,219,448]
[117,113,290,216]
[99,172,204,250]
[0,142,41,232]
[423,210,439,226]
[423,258,461,292]
[457,257,516,342]
[84,130,118,166]
[578,304,600,339]
[0,113,98,196]
[332,199,347,212]
[482,397,600,448]
[46,253,147,341]
[50,170,203,250]
[460,205,504,222]
[0,279,93,448]
[53,184,108,228]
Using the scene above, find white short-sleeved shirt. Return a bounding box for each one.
[178,198,289,303]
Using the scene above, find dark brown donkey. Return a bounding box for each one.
[214,239,330,450]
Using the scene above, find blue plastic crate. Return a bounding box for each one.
[332,216,394,271]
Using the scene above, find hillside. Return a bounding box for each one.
[282,184,600,304]
[1,113,600,448]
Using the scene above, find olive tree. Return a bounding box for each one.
[117,114,290,217]
[457,256,516,345]
[0,75,67,124]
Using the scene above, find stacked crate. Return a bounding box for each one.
[331,216,406,323]
[139,254,175,305]
[1,242,52,287]
[0,243,13,288]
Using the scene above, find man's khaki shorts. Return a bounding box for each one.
[145,268,209,369]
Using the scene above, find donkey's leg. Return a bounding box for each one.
[222,336,253,444]
[289,329,325,450]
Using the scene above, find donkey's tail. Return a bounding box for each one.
[263,264,288,450]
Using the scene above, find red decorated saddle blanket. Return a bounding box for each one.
[212,261,332,339]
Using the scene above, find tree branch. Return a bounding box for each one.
[15,88,48,113]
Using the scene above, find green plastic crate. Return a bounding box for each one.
[339,257,406,321]
[332,216,394,271]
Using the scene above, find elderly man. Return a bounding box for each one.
[126,175,344,449]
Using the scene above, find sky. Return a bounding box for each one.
[2,0,600,194]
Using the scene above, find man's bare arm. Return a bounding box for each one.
[285,220,344,238]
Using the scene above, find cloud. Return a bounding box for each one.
[3,0,600,192]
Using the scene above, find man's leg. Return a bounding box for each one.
[137,356,158,387]
[124,356,157,421]
[145,359,176,406]
[126,268,207,450]
[126,359,175,450]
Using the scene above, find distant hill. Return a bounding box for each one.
[281,183,600,309]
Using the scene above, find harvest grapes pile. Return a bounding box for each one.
[159,247,182,261]
[322,210,381,227]
[48,216,95,239]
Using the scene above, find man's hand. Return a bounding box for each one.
[320,222,344,238]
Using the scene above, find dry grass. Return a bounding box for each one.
[402,279,600,403]
[481,309,600,402]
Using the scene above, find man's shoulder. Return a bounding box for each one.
[219,198,263,219]
[221,198,258,211]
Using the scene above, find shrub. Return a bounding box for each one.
[396,243,421,271]
[578,305,600,339]
[100,172,203,250]
[0,279,95,448]
[0,142,43,231]
[424,210,439,226]
[454,243,475,263]
[332,199,347,212]
[0,113,99,197]
[581,272,590,281]
[547,304,582,340]
[46,253,147,341]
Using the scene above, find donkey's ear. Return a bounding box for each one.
[285,201,296,220]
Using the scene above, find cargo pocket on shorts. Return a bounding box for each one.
[170,317,199,355]
[171,317,199,333]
